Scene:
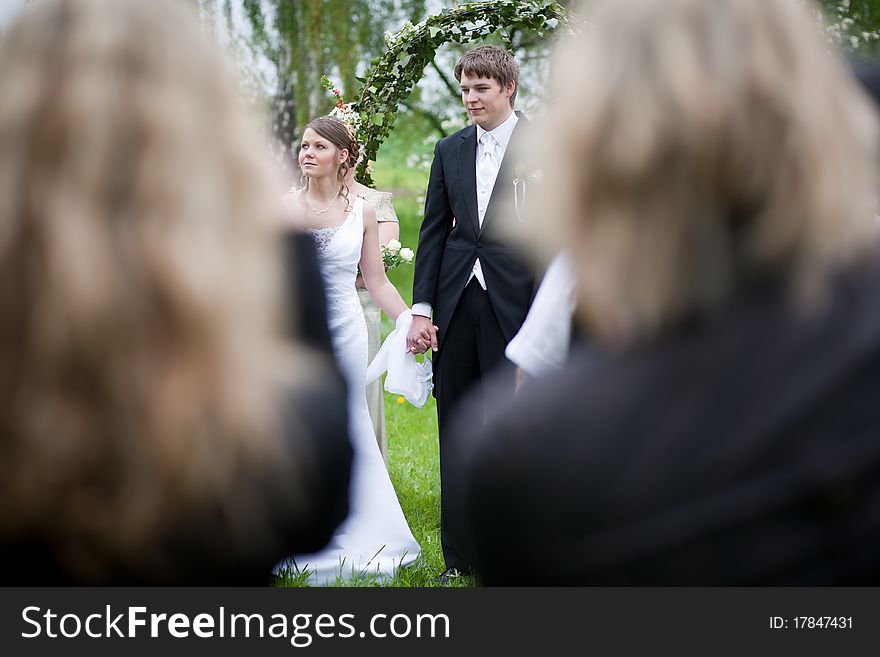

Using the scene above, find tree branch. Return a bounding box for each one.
[430,59,461,104]
[400,101,449,138]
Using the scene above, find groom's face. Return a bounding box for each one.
[459,73,515,131]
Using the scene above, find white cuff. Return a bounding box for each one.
[411,302,433,319]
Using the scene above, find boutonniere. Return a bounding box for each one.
[512,163,544,222]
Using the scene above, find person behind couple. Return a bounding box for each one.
[280,116,420,584]
[0,0,352,584]
[346,169,400,467]
[449,0,880,584]
[407,45,536,577]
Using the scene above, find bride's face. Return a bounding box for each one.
[299,128,346,179]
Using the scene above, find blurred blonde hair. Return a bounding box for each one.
[0,0,308,578]
[540,0,879,345]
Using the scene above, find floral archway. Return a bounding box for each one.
[346,0,570,186]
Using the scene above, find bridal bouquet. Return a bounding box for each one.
[381,239,414,272]
[357,240,413,281]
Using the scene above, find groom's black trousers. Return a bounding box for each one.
[435,278,516,572]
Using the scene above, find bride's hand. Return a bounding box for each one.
[406,315,438,353]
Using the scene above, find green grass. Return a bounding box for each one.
[370,113,437,195]
[274,131,476,588]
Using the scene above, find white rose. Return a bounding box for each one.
[387,239,402,253]
[399,247,414,262]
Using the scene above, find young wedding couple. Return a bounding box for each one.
[280,45,535,584]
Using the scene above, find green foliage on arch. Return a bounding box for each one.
[353,0,570,185]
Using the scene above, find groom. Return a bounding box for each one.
[407,45,536,578]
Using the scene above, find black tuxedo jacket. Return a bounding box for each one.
[413,112,535,349]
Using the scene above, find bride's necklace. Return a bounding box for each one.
[306,191,339,215]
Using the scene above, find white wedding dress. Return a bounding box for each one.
[280,196,420,585]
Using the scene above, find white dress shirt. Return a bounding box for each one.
[413,111,519,319]
[505,252,577,377]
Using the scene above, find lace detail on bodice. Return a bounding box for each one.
[309,225,342,256]
[308,197,366,358]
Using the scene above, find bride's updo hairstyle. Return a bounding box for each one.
[301,116,361,209]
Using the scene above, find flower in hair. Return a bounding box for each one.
[321,75,364,147]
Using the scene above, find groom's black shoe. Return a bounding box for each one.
[437,568,471,584]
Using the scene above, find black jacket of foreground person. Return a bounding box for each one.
[1,378,351,586]
[449,266,880,585]
[284,231,335,357]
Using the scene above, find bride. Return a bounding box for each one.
[278,116,420,584]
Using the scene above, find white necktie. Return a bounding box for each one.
[477,133,498,183]
[477,133,499,229]
[470,133,499,291]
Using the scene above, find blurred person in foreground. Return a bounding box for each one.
[449,0,880,585]
[0,0,351,585]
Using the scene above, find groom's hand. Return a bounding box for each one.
[407,315,438,354]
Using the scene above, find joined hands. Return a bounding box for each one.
[406,315,438,354]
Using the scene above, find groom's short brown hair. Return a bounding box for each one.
[454,45,519,107]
